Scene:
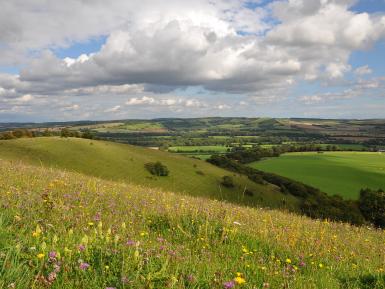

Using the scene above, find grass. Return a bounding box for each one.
[0,160,384,288]
[95,122,167,133]
[249,152,385,199]
[168,146,230,153]
[0,137,294,209]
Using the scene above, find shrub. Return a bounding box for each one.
[145,161,170,176]
[221,176,234,188]
[359,188,385,228]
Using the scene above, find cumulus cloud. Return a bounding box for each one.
[0,0,385,120]
[299,76,385,104]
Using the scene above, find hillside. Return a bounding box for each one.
[250,152,385,199]
[0,160,383,288]
[0,137,295,210]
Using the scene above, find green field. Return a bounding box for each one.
[0,137,294,209]
[249,152,385,199]
[168,146,229,153]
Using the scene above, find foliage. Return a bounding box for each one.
[359,188,385,228]
[145,161,170,176]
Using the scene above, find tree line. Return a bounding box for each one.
[207,154,384,228]
[0,128,95,140]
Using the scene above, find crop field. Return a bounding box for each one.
[0,160,384,288]
[249,152,385,199]
[0,138,293,209]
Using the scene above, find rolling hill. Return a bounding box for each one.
[0,137,296,209]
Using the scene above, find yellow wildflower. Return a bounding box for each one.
[286,258,292,264]
[37,253,45,259]
[234,276,246,285]
[32,225,42,238]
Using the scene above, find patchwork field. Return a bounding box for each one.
[249,152,385,199]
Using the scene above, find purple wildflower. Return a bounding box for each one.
[126,240,136,246]
[49,251,57,260]
[79,262,90,270]
[78,244,86,251]
[223,280,235,289]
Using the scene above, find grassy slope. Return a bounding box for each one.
[0,137,295,209]
[0,161,384,288]
[250,152,385,199]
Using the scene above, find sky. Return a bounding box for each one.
[0,0,385,122]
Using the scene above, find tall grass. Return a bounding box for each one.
[0,160,384,288]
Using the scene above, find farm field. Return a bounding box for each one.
[249,152,385,199]
[0,137,294,209]
[0,160,384,288]
[168,145,230,153]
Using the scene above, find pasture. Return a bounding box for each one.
[249,152,385,199]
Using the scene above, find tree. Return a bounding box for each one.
[42,129,52,137]
[0,131,15,140]
[81,130,94,139]
[145,162,169,176]
[359,188,385,228]
[60,128,71,138]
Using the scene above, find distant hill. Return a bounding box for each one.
[0,137,296,210]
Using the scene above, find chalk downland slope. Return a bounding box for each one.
[0,137,296,209]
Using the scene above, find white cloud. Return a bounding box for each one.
[354,65,372,76]
[104,105,121,113]
[126,96,156,106]
[299,76,385,104]
[0,0,385,120]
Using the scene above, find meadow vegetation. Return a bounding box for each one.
[0,137,293,210]
[0,160,384,288]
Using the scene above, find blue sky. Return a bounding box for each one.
[0,0,384,122]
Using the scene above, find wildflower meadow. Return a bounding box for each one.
[0,160,384,288]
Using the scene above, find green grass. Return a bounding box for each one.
[249,152,385,199]
[0,137,294,209]
[168,146,230,153]
[0,160,384,288]
[95,122,166,133]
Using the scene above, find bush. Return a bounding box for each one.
[145,162,170,176]
[359,188,385,228]
[221,176,234,188]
